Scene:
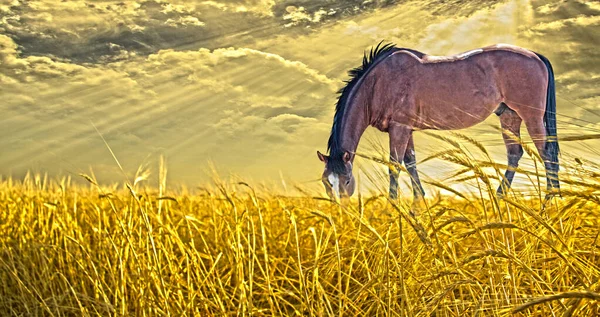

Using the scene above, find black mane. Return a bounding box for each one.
[326,42,424,173]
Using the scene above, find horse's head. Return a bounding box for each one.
[317,151,355,199]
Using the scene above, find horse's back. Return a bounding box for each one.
[481,43,540,59]
[420,44,541,64]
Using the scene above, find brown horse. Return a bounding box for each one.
[317,42,559,202]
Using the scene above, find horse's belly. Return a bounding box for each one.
[413,76,502,130]
[416,98,499,130]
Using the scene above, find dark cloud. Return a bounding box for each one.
[0,0,441,63]
[423,0,508,16]
[0,0,276,62]
[271,0,400,27]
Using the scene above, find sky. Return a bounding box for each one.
[1,0,599,190]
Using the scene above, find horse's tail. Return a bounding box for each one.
[535,52,560,186]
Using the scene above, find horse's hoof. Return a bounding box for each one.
[496,191,505,200]
[542,189,561,211]
[411,198,426,217]
[544,188,561,201]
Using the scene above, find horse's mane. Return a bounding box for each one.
[327,42,424,173]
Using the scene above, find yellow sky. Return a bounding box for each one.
[1,0,599,190]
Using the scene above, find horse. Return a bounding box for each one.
[317,42,559,203]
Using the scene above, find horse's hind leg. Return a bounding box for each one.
[522,113,558,195]
[497,107,523,198]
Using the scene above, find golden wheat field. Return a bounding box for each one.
[1,139,600,317]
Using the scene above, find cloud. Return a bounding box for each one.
[529,15,600,32]
[165,16,205,27]
[417,0,534,54]
[282,6,334,27]
[0,0,276,62]
[267,113,318,133]
[193,0,275,16]
[0,33,338,182]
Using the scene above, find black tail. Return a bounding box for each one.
[535,53,560,188]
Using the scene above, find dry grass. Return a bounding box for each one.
[1,137,600,316]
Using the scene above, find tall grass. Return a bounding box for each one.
[1,136,600,316]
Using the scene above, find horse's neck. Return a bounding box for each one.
[339,99,370,155]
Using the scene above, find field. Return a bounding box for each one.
[1,141,600,316]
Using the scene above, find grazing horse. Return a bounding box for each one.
[317,42,559,202]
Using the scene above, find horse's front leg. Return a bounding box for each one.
[404,134,425,201]
[388,122,412,200]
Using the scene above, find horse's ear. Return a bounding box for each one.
[317,151,328,163]
[343,152,354,163]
